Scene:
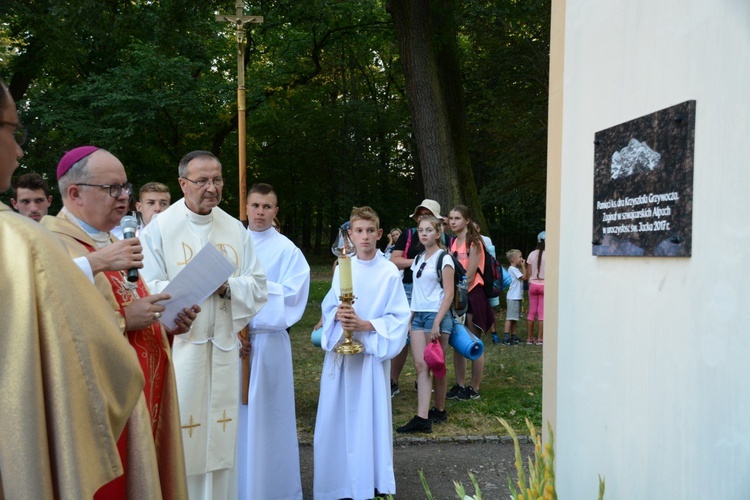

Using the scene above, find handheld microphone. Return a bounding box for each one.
[120,214,140,283]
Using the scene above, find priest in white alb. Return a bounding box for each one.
[140,151,267,500]
[234,183,310,500]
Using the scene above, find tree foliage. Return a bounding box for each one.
[461,0,551,249]
[1,0,549,256]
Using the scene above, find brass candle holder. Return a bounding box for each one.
[332,227,363,354]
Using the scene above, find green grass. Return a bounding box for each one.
[292,264,543,441]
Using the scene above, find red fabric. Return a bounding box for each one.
[101,269,168,433]
[79,238,173,497]
[76,239,168,433]
[94,426,127,500]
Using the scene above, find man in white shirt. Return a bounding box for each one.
[235,183,310,500]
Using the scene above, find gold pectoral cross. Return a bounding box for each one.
[217,409,233,432]
[181,415,201,438]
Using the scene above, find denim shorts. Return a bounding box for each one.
[411,311,454,334]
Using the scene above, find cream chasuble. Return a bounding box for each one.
[0,203,145,499]
[140,198,267,486]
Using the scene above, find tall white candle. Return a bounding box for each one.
[338,256,353,295]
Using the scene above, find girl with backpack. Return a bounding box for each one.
[396,215,455,433]
[446,205,494,401]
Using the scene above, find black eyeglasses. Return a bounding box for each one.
[76,182,133,198]
[0,120,28,146]
[181,177,224,188]
[416,261,427,278]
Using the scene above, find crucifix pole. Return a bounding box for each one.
[216,1,263,223]
[216,2,263,406]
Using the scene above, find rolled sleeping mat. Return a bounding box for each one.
[311,326,323,347]
[449,322,484,360]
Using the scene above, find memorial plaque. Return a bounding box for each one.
[592,100,695,256]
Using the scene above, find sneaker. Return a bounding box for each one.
[428,407,448,423]
[502,333,511,345]
[390,381,399,398]
[492,332,501,344]
[456,385,480,401]
[396,415,432,434]
[526,339,534,345]
[510,335,521,345]
[536,340,543,346]
[446,384,465,400]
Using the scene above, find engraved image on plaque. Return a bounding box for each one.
[592,100,695,257]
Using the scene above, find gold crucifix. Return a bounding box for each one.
[181,415,201,438]
[217,409,233,432]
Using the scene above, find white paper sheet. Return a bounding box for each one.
[159,243,236,327]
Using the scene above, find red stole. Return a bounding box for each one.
[102,269,170,431]
[77,239,173,500]
[77,239,170,432]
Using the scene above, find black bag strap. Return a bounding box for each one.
[435,250,447,287]
[414,250,424,266]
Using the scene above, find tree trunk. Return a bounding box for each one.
[387,0,459,214]
[387,0,485,227]
[432,0,486,228]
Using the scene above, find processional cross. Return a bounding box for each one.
[216,1,263,406]
[216,1,263,223]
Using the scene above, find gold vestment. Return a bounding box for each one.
[0,202,144,499]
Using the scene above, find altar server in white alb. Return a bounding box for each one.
[236,183,310,500]
[140,150,267,500]
[314,206,410,500]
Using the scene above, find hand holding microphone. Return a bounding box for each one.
[85,235,143,276]
[120,215,141,282]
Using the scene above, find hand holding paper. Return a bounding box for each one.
[158,243,237,328]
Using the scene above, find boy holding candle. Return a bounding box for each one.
[314,206,411,500]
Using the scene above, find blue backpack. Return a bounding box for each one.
[479,244,512,298]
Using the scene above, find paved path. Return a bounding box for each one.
[300,438,534,499]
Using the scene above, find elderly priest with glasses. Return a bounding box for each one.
[139,150,268,500]
[42,145,199,499]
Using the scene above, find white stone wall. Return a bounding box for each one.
[551,1,750,497]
